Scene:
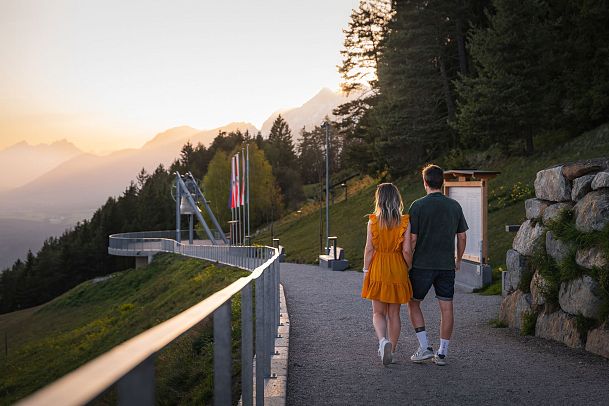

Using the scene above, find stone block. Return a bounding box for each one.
[571,174,595,201]
[530,271,547,306]
[534,166,572,202]
[545,231,574,264]
[559,275,605,320]
[541,202,574,225]
[586,322,609,359]
[576,247,608,270]
[525,198,552,220]
[512,220,546,256]
[591,171,609,190]
[499,290,532,331]
[506,249,529,291]
[574,189,609,232]
[561,158,609,180]
[536,310,584,349]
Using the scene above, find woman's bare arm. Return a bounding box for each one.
[402,223,413,269]
[363,221,375,271]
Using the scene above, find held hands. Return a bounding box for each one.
[455,258,462,272]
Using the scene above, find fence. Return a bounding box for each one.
[18,232,282,406]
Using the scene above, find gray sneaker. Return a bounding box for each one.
[378,339,392,366]
[433,353,447,366]
[410,346,434,363]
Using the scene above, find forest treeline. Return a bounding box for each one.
[2,0,609,313]
[336,0,609,175]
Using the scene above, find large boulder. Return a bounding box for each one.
[561,158,609,180]
[536,310,585,349]
[499,290,532,331]
[586,322,609,359]
[574,189,609,232]
[512,220,546,256]
[559,276,605,320]
[534,166,572,202]
[571,174,595,201]
[591,171,609,190]
[542,202,574,226]
[530,271,548,306]
[506,249,529,291]
[525,198,551,220]
[545,231,573,264]
[576,247,608,270]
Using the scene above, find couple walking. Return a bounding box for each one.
[361,164,468,366]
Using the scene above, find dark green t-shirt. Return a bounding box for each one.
[408,192,468,270]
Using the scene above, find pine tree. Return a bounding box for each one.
[455,0,559,154]
[264,115,304,209]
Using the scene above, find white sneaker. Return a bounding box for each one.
[410,346,434,363]
[378,339,392,366]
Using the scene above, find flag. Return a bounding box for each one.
[241,150,246,206]
[229,155,236,209]
[235,153,241,207]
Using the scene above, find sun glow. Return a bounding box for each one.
[0,0,359,153]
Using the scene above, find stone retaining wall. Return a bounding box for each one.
[500,157,609,358]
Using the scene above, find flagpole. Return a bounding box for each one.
[241,147,245,245]
[246,144,250,243]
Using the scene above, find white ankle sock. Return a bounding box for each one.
[415,330,428,349]
[379,337,386,345]
[438,338,449,355]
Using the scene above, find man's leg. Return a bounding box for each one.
[438,299,454,352]
[433,270,455,363]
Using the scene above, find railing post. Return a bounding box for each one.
[241,284,253,406]
[214,300,232,406]
[264,267,273,373]
[117,355,155,406]
[255,276,265,405]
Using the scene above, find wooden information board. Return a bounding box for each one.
[443,170,499,264]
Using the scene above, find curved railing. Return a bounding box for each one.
[19,232,282,406]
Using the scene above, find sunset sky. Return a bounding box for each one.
[0,0,359,153]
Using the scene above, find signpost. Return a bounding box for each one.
[443,170,499,290]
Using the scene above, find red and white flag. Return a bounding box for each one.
[234,153,241,208]
[229,155,236,209]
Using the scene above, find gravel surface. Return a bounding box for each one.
[281,263,609,406]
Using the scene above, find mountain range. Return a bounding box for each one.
[0,88,350,269]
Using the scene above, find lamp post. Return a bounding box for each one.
[322,121,330,254]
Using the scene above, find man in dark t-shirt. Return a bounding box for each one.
[407,164,468,366]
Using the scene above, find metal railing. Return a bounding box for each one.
[18,232,282,406]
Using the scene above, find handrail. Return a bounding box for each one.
[18,233,281,406]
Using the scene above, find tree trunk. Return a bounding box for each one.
[525,132,534,155]
[439,56,456,122]
[455,3,468,76]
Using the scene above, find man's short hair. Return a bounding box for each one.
[422,164,444,190]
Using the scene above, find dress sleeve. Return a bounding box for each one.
[368,214,379,247]
[393,214,410,251]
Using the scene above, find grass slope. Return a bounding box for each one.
[255,124,609,291]
[0,253,248,405]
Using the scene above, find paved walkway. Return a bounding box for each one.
[281,263,609,406]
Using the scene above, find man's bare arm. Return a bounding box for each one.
[456,232,467,271]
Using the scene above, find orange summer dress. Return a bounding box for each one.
[361,214,412,304]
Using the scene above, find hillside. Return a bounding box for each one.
[0,253,248,405]
[255,124,609,288]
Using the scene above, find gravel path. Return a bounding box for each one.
[281,263,609,406]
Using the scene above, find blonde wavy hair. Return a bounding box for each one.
[374,183,403,229]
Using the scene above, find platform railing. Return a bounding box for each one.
[18,233,281,406]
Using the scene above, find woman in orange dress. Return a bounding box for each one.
[361,183,413,366]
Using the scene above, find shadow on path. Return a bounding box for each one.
[281,263,609,406]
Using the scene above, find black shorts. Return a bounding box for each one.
[409,268,455,301]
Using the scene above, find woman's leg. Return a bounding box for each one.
[387,303,401,352]
[371,300,388,341]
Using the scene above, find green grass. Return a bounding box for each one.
[255,124,609,291]
[0,253,248,405]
